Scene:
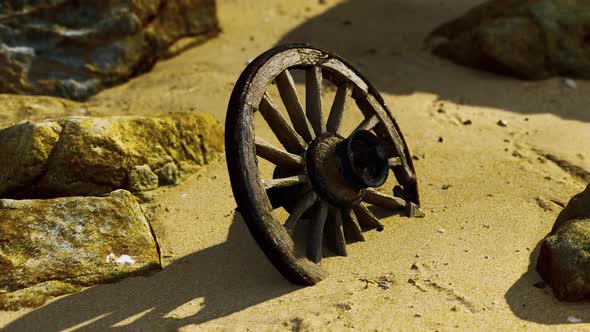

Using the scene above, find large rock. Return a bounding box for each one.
[537,185,590,301]
[428,0,590,79]
[0,190,161,309]
[0,113,223,198]
[0,0,219,100]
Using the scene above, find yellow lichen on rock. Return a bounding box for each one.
[0,190,160,310]
[0,121,62,196]
[0,112,224,198]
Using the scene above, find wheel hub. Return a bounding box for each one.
[305,130,389,207]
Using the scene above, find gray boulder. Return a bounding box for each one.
[0,0,219,100]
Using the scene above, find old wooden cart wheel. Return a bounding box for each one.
[226,44,421,285]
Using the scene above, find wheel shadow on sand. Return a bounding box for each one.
[3,214,298,331]
[505,242,590,325]
[277,0,590,123]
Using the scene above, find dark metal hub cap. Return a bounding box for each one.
[305,130,389,207]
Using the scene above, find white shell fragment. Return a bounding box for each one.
[106,253,136,265]
[115,255,136,265]
[567,316,582,323]
[563,78,577,89]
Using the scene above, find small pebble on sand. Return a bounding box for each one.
[563,78,577,89]
[414,313,423,318]
[378,282,391,290]
[437,229,445,234]
[497,120,508,127]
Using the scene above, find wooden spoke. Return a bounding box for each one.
[306,66,325,136]
[362,188,406,210]
[342,208,365,243]
[388,157,401,167]
[326,83,352,134]
[275,69,315,142]
[255,136,304,170]
[307,201,329,263]
[262,174,308,190]
[353,114,379,133]
[284,190,317,232]
[353,205,384,231]
[266,183,312,210]
[326,208,347,256]
[259,93,307,154]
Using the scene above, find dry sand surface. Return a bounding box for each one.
[2,0,590,330]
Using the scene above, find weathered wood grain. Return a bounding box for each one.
[276,69,315,142]
[259,93,307,154]
[342,208,365,243]
[307,201,329,263]
[262,174,308,190]
[326,83,352,134]
[284,190,317,232]
[255,136,304,170]
[306,66,325,136]
[353,204,384,231]
[326,207,348,256]
[362,188,406,210]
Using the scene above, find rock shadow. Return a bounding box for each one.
[277,0,590,123]
[504,241,590,325]
[3,214,297,331]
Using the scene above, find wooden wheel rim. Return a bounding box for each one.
[226,43,419,285]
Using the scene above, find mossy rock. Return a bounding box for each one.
[537,184,590,301]
[0,112,223,198]
[0,190,160,310]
